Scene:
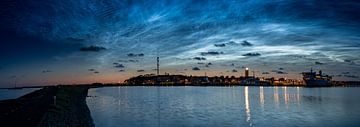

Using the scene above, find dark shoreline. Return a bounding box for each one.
[0,85,94,127]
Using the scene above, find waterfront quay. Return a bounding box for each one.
[124,74,306,86]
[122,74,360,87]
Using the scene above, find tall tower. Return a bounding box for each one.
[157,57,160,75]
[245,67,249,78]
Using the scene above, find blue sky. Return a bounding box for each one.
[0,0,359,86]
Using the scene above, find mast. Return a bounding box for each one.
[157,57,159,75]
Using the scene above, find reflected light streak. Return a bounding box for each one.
[297,87,300,106]
[284,87,289,108]
[244,86,252,126]
[274,87,279,106]
[117,87,121,108]
[259,86,264,108]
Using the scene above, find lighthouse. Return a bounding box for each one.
[245,67,249,78]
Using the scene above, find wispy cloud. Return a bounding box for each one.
[193,57,206,61]
[1,0,360,84]
[192,67,200,71]
[243,53,261,57]
[80,46,106,52]
[42,70,52,73]
[137,70,145,72]
[315,61,324,65]
[127,53,145,57]
[241,41,253,46]
[214,43,226,47]
[200,51,223,56]
[114,64,125,68]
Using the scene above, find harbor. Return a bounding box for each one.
[1,77,360,127]
[123,68,359,87]
[2,85,360,127]
[1,0,359,126]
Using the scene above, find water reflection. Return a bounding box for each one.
[259,86,264,108]
[271,87,302,108]
[274,87,279,106]
[244,86,252,126]
[297,87,300,105]
[284,87,289,108]
[87,86,360,127]
[157,87,160,127]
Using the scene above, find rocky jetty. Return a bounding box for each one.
[0,85,94,127]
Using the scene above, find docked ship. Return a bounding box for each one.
[302,69,332,87]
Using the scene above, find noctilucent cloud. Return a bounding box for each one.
[1,0,360,86]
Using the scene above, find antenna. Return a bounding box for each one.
[157,57,160,75]
[11,75,17,88]
[155,47,160,127]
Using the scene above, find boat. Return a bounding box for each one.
[302,68,332,87]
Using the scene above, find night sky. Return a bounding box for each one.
[1,0,360,86]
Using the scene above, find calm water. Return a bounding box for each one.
[87,86,360,127]
[0,88,40,101]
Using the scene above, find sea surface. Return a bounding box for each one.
[86,86,360,127]
[0,88,41,101]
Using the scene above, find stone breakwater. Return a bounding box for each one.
[0,85,94,127]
